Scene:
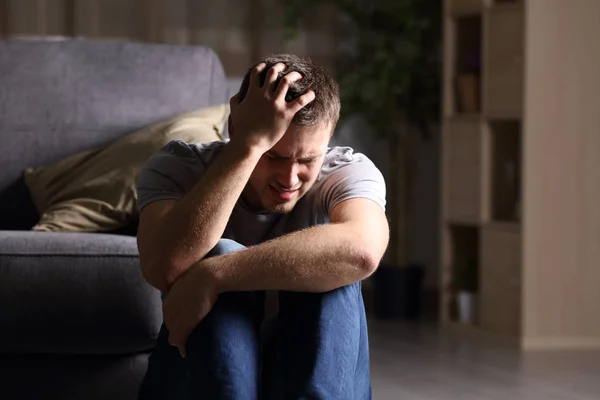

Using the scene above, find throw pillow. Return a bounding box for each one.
[24,103,228,232]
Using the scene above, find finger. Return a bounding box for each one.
[288,90,316,114]
[249,63,266,89]
[176,322,196,358]
[264,63,287,92]
[178,345,186,358]
[274,71,303,103]
[168,330,187,358]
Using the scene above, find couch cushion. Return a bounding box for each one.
[0,39,228,229]
[23,104,228,233]
[0,231,162,355]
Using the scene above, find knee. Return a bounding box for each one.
[206,239,246,258]
[324,281,363,305]
[325,281,363,299]
[281,281,363,310]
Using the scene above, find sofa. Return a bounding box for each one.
[0,38,228,399]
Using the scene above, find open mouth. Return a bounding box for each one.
[269,185,299,201]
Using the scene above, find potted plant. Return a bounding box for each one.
[451,257,478,324]
[285,0,441,319]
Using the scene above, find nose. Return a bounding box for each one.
[276,161,300,189]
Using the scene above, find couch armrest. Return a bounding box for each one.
[0,231,162,355]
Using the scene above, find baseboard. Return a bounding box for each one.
[522,336,600,350]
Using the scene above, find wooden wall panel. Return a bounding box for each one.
[522,0,600,348]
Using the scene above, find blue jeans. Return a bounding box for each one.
[138,239,371,400]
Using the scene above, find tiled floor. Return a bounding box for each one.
[368,320,600,400]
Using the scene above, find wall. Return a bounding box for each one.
[0,0,337,75]
[522,0,600,349]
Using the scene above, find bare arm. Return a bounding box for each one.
[137,63,315,292]
[162,196,388,357]
[201,198,390,293]
[137,143,262,292]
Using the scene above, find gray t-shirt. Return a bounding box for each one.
[136,139,386,246]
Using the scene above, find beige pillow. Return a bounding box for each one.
[24,104,229,232]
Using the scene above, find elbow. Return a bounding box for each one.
[355,229,388,280]
[140,259,177,293]
[355,248,380,280]
[368,252,382,276]
[347,234,385,281]
[140,250,211,293]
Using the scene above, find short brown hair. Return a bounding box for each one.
[238,54,340,132]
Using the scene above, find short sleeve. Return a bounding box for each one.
[320,157,387,215]
[136,140,208,213]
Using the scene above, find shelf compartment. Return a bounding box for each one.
[487,120,522,222]
[453,15,482,115]
[445,224,480,323]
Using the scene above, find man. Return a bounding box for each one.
[136,54,389,400]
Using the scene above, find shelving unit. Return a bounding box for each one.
[440,0,600,349]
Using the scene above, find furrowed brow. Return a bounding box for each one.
[266,150,289,158]
[298,154,321,160]
[266,150,322,159]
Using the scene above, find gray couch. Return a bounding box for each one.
[0,38,228,399]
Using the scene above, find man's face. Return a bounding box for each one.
[243,123,331,213]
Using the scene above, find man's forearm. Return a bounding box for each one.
[206,223,380,293]
[152,142,262,289]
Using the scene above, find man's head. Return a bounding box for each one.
[238,54,340,132]
[233,54,340,214]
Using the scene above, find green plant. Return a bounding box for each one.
[285,0,441,265]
